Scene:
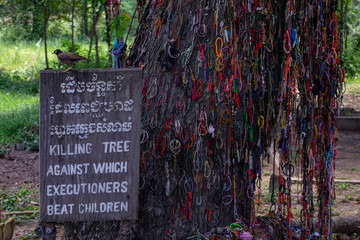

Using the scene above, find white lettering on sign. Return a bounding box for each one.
[46,163,90,176]
[93,161,128,174]
[49,97,134,116]
[49,143,92,156]
[49,119,132,139]
[59,73,124,97]
[46,181,128,196]
[47,204,75,215]
[78,201,128,214]
[102,141,131,153]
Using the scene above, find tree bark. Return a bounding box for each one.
[104,2,112,68]
[42,0,49,69]
[32,0,43,40]
[124,4,137,44]
[87,1,103,59]
[332,216,360,234]
[95,26,99,66]
[63,221,125,239]
[62,0,343,239]
[82,0,89,36]
[71,0,76,52]
[290,216,360,236]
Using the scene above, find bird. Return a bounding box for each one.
[52,49,90,72]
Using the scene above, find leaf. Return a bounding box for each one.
[111,12,131,39]
[123,12,131,20]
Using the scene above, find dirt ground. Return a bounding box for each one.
[0,150,39,192]
[341,90,360,115]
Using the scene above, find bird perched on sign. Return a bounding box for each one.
[52,49,90,72]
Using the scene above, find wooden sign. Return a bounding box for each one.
[39,69,142,222]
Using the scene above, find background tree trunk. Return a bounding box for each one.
[42,0,49,69]
[290,216,360,236]
[64,221,121,240]
[81,0,89,36]
[87,1,103,59]
[104,2,112,68]
[71,0,76,52]
[32,0,43,40]
[95,27,99,65]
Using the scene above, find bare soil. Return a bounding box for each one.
[0,150,39,191]
[0,129,359,239]
[341,91,360,116]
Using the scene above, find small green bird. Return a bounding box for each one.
[53,49,90,72]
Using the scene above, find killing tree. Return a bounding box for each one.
[63,0,344,239]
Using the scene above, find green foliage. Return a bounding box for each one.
[0,66,39,147]
[0,40,45,147]
[111,12,131,39]
[342,1,360,77]
[0,143,12,158]
[263,189,279,203]
[0,186,39,212]
[14,211,39,222]
[61,39,81,53]
[0,0,70,41]
[0,85,39,147]
[14,230,39,240]
[0,0,37,41]
[0,38,112,147]
[345,75,360,97]
[0,0,137,149]
[335,182,352,190]
[351,167,360,174]
[0,186,39,223]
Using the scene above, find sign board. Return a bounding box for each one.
[39,69,142,222]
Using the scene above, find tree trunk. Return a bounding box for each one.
[42,0,49,69]
[124,4,137,44]
[63,0,343,238]
[87,1,103,59]
[82,0,89,36]
[64,221,122,239]
[95,26,99,66]
[290,216,360,236]
[71,0,76,52]
[104,2,112,68]
[332,216,360,234]
[32,0,43,40]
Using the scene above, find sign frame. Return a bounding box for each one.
[39,68,142,222]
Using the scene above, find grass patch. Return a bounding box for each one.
[0,186,39,212]
[0,89,39,148]
[335,182,353,190]
[345,75,360,95]
[14,230,39,240]
[337,176,351,180]
[350,167,360,174]
[332,211,341,216]
[0,38,111,148]
[0,186,39,222]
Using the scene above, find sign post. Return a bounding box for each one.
[39,69,142,222]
